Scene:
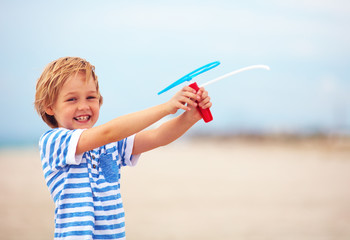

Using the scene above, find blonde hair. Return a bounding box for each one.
[34,57,103,128]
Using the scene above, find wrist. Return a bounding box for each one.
[182,109,202,123]
[163,101,178,115]
[159,102,172,115]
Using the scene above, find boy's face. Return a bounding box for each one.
[46,72,100,130]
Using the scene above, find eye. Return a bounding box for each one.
[66,98,76,102]
[87,93,99,100]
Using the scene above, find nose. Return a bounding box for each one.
[77,99,89,110]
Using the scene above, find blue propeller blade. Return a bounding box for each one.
[158,61,220,95]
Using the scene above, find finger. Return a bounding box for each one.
[199,96,211,108]
[198,95,210,104]
[197,88,209,100]
[177,104,191,112]
[177,95,197,108]
[182,91,200,101]
[183,86,203,101]
[198,87,206,94]
[177,102,191,111]
[199,87,208,97]
[182,96,198,107]
[200,101,212,109]
[182,86,197,94]
[201,90,208,98]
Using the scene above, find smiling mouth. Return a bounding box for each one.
[74,116,91,122]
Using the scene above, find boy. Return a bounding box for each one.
[34,57,212,239]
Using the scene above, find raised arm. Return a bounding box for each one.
[132,87,212,155]
[76,86,200,155]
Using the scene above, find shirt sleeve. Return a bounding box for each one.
[39,128,85,171]
[117,134,140,167]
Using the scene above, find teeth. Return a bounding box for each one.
[75,116,90,121]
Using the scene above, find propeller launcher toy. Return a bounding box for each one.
[158,61,270,123]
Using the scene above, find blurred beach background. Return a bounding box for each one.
[1,0,350,239]
[1,137,350,240]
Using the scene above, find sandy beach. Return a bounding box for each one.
[1,137,349,240]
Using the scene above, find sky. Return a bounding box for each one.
[0,0,349,145]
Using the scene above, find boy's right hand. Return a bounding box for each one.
[165,86,200,114]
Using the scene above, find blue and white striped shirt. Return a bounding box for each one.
[39,128,139,239]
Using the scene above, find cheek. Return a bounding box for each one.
[60,104,77,117]
[92,104,100,117]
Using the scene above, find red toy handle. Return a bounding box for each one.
[188,82,213,123]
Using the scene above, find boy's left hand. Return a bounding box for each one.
[196,87,212,109]
[186,87,212,121]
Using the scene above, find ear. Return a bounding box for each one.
[45,106,55,116]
